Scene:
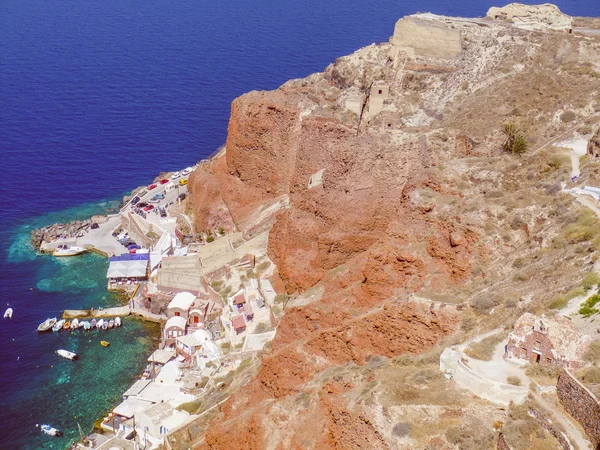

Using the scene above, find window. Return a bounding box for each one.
[546,358,552,365]
[194,315,199,323]
[378,89,382,95]
[175,311,180,317]
[534,340,541,349]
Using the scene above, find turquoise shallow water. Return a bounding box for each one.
[0,200,160,449]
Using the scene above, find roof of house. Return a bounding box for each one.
[165,316,187,330]
[509,312,592,361]
[244,302,253,315]
[232,315,246,330]
[168,292,196,311]
[233,291,246,305]
[177,333,204,348]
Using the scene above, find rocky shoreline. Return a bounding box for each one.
[30,215,111,250]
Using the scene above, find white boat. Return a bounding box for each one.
[114,316,122,327]
[40,424,63,437]
[96,319,104,329]
[71,318,79,329]
[102,320,108,330]
[82,321,91,331]
[108,319,114,329]
[56,349,77,360]
[52,319,65,332]
[38,318,57,332]
[4,308,13,319]
[52,245,87,257]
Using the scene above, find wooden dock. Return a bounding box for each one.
[63,306,130,319]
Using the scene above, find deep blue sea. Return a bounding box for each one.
[0,0,597,447]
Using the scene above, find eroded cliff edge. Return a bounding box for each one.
[184,9,600,449]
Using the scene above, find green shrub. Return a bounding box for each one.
[579,294,600,317]
[548,296,567,310]
[206,235,215,243]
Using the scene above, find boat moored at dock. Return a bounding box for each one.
[52,245,87,257]
[96,319,104,329]
[52,319,65,332]
[82,320,91,330]
[38,318,57,332]
[114,316,122,327]
[71,318,79,329]
[56,349,77,360]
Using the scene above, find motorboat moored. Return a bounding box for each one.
[91,319,97,328]
[82,320,91,330]
[4,308,13,319]
[63,321,71,331]
[108,319,114,329]
[40,424,63,437]
[102,320,108,330]
[38,318,57,332]
[52,319,65,332]
[96,319,104,329]
[100,340,110,347]
[71,318,79,329]
[52,245,87,257]
[56,349,77,360]
[114,316,122,327]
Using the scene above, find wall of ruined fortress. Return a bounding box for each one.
[391,17,462,59]
[557,370,600,448]
[496,433,512,450]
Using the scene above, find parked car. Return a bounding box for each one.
[148,184,157,190]
[178,193,187,201]
[160,179,169,184]
[159,207,167,218]
[179,179,188,186]
[144,205,154,211]
[131,196,140,205]
[171,172,181,180]
[91,223,99,230]
[182,166,194,175]
[138,190,148,198]
[127,244,141,250]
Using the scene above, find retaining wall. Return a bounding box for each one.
[557,369,600,448]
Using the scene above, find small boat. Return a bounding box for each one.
[56,349,77,360]
[96,319,104,329]
[102,320,109,330]
[4,308,13,319]
[52,319,65,332]
[91,319,97,328]
[108,319,114,329]
[82,320,91,331]
[63,321,71,331]
[71,318,79,329]
[38,318,57,332]
[40,424,63,437]
[100,341,110,347]
[52,245,87,257]
[114,316,122,327]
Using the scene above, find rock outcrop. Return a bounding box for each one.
[588,127,600,158]
[391,16,463,59]
[487,3,573,32]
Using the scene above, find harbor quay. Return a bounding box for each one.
[31,165,281,449]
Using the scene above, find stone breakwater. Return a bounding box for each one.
[31,215,109,250]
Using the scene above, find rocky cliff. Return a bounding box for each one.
[187,9,600,449]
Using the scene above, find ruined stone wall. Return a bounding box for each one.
[529,408,571,450]
[391,17,462,59]
[557,370,600,448]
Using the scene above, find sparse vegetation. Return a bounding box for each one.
[502,121,528,155]
[579,366,600,384]
[206,235,215,243]
[525,364,561,381]
[583,340,600,363]
[506,376,522,386]
[274,293,288,305]
[464,333,504,361]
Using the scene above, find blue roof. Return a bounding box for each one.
[109,253,149,262]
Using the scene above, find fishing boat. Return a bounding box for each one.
[40,424,63,437]
[82,320,91,331]
[108,319,114,329]
[71,318,79,329]
[96,319,104,329]
[114,316,122,327]
[38,318,57,332]
[4,308,13,319]
[100,341,110,347]
[52,319,65,332]
[63,321,71,331]
[91,319,97,328]
[52,245,87,257]
[102,320,109,330]
[56,349,77,360]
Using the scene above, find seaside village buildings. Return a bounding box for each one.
[94,221,279,447]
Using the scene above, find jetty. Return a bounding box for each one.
[63,306,130,319]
